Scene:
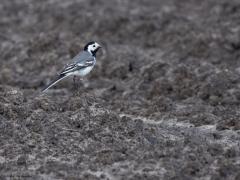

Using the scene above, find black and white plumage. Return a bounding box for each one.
[42,41,101,92]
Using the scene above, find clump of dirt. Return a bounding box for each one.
[1,0,240,179]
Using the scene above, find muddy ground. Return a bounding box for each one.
[1,0,240,179]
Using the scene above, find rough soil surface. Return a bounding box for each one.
[1,0,240,179]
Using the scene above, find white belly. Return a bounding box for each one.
[71,66,94,77]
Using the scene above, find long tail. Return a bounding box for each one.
[41,74,68,93]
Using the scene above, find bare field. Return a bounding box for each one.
[1,0,240,179]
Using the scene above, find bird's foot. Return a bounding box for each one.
[73,76,79,95]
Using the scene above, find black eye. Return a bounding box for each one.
[93,45,95,47]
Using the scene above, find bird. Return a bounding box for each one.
[42,41,101,92]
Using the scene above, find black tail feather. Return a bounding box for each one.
[41,74,67,93]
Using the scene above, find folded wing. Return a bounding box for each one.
[60,59,94,75]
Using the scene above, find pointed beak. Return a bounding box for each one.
[95,43,101,49]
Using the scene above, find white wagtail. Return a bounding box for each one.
[42,41,101,92]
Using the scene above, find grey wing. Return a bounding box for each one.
[60,52,95,75]
[72,51,93,64]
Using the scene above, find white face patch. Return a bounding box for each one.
[87,42,100,54]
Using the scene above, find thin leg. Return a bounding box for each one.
[73,75,79,96]
[73,75,77,89]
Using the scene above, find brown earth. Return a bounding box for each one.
[1,0,240,179]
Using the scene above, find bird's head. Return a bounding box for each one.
[84,41,101,56]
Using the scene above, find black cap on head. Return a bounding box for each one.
[84,41,95,51]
